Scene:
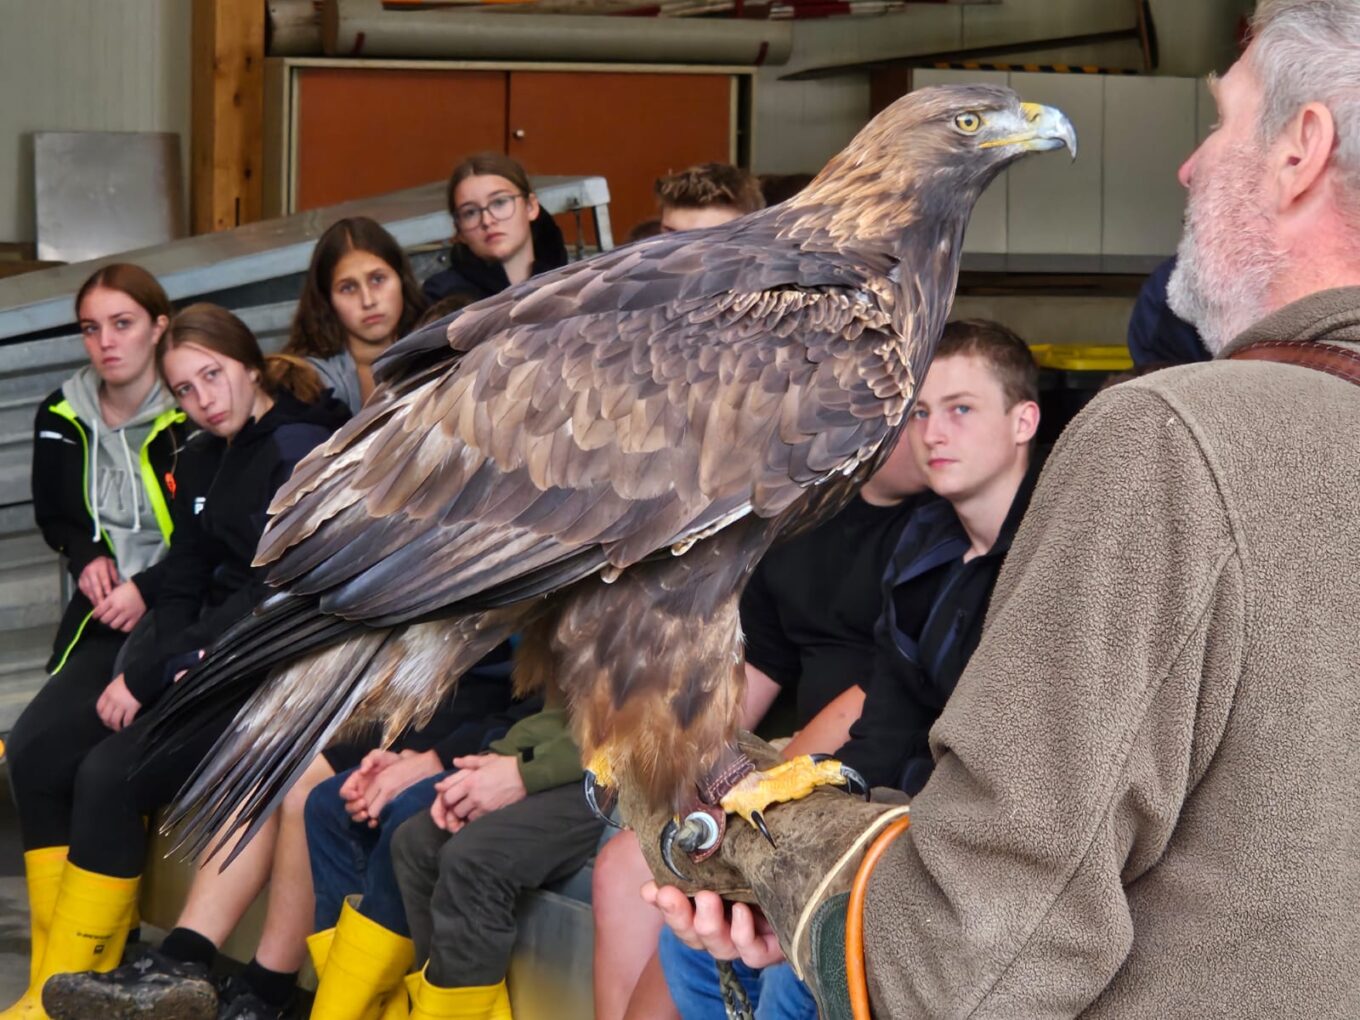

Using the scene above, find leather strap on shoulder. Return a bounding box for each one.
[1228,339,1360,387]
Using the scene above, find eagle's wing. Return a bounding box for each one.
[148,229,923,858]
[260,232,917,632]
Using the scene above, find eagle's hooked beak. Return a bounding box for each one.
[981,101,1078,159]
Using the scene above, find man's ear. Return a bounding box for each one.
[1275,101,1337,213]
[1013,400,1040,446]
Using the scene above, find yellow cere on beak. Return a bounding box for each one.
[979,101,1078,158]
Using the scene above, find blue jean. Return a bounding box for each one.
[304,769,443,936]
[657,926,818,1020]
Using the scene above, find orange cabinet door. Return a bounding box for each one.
[296,68,508,212]
[508,71,734,245]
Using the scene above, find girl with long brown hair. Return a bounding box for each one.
[286,216,427,413]
[2,304,347,1019]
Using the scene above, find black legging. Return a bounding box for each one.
[6,622,135,850]
[66,697,242,878]
[8,615,257,876]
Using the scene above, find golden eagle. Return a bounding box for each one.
[153,85,1074,873]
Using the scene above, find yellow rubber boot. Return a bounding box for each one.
[307,925,406,1019]
[406,968,513,1020]
[21,848,68,986]
[308,900,413,1020]
[1,862,138,1019]
[307,927,336,978]
[378,982,411,1020]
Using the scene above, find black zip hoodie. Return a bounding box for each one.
[421,211,570,304]
[31,382,188,673]
[837,449,1048,794]
[121,390,349,704]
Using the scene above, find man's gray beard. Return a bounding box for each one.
[1167,223,1274,356]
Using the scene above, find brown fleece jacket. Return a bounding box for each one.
[862,288,1360,1018]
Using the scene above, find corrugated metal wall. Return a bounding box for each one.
[0,0,192,244]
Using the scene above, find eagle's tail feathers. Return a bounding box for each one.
[162,630,395,863]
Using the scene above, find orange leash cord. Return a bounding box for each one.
[845,815,912,1020]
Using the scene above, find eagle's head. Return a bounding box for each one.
[881,83,1077,173]
[782,84,1076,247]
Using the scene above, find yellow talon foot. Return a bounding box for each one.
[718,755,864,839]
[585,749,618,789]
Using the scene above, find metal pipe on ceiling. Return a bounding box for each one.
[321,0,792,64]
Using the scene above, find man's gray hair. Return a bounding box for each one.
[1250,0,1360,183]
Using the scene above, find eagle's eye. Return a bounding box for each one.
[954,112,983,134]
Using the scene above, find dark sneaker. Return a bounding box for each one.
[42,946,219,1020]
[215,976,293,1020]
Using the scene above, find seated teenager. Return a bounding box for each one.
[300,689,540,1020]
[593,437,929,1020]
[422,153,569,305]
[9,305,349,1020]
[299,292,511,1020]
[285,216,428,415]
[654,162,765,233]
[48,291,505,1020]
[654,318,1044,1019]
[384,684,605,1020]
[8,263,186,989]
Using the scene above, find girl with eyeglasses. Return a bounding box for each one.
[423,152,570,305]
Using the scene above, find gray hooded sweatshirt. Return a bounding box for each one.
[307,350,364,415]
[60,366,176,579]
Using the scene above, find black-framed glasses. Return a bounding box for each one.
[454,193,525,230]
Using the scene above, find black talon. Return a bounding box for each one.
[659,810,722,880]
[659,818,690,881]
[810,754,871,801]
[583,771,623,828]
[750,810,776,848]
[841,765,870,801]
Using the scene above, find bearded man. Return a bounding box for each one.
[651,1,1360,1015]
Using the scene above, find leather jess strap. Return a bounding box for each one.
[1228,339,1360,386]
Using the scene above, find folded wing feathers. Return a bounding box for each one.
[256,279,907,627]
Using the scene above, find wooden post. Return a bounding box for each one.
[191,0,266,234]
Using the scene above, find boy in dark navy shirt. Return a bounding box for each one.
[656,318,1044,1020]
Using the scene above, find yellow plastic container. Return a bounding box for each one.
[1027,343,1134,373]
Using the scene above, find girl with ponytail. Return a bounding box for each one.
[0,304,348,1020]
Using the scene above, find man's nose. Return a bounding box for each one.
[921,414,947,446]
[1178,148,1198,189]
